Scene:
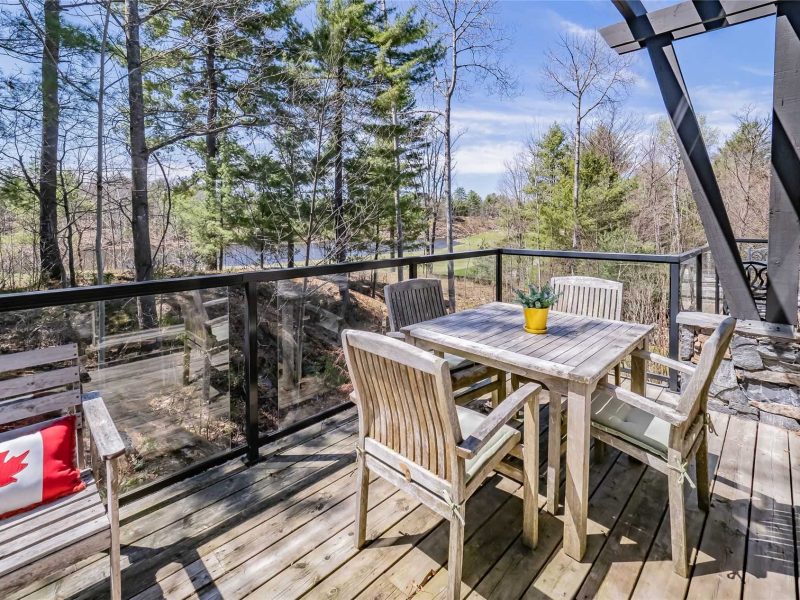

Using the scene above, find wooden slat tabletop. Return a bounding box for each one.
[401,302,653,385]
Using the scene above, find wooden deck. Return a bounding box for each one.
[8,386,800,600]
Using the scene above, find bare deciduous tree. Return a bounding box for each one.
[425,0,514,309]
[542,31,632,249]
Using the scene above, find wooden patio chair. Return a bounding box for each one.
[384,278,506,406]
[550,275,624,321]
[512,275,625,513]
[342,330,541,600]
[589,316,735,576]
[0,344,125,599]
[181,290,229,402]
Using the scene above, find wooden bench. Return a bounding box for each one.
[181,291,229,402]
[0,344,124,599]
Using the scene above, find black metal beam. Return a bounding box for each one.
[610,1,761,321]
[765,1,800,325]
[602,0,776,54]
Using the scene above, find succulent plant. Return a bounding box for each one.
[513,284,560,309]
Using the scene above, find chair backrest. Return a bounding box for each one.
[384,278,448,332]
[678,317,736,422]
[341,329,461,483]
[0,344,81,427]
[550,276,624,321]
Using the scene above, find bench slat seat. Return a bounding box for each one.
[0,471,110,587]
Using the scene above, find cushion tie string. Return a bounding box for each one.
[443,490,465,525]
[668,460,696,489]
[704,413,717,436]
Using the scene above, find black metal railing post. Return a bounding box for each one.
[495,250,503,302]
[243,280,260,464]
[409,262,417,279]
[695,251,703,312]
[669,261,681,391]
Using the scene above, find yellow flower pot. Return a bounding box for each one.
[523,307,549,334]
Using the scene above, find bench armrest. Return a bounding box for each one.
[631,349,696,376]
[82,392,126,459]
[457,382,541,460]
[599,383,686,425]
[385,331,405,340]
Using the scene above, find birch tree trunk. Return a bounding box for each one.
[572,101,581,250]
[444,29,457,311]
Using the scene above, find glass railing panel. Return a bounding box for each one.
[0,289,236,493]
[264,266,407,432]
[417,255,496,311]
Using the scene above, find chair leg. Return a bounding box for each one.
[546,389,561,515]
[696,432,710,512]
[614,363,621,386]
[447,514,465,600]
[522,395,539,548]
[667,455,689,577]
[592,440,607,463]
[491,372,507,408]
[510,373,520,391]
[354,448,369,549]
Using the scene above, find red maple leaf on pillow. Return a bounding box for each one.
[0,449,29,488]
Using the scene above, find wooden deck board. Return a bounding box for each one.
[9,403,799,600]
[743,423,796,599]
[631,411,730,600]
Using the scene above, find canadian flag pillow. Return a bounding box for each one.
[0,415,85,520]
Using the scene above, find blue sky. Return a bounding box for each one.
[451,0,776,196]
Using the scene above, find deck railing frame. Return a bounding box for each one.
[0,242,756,502]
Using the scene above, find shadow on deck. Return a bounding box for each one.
[9,385,800,600]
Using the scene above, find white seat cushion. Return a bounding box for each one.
[456,407,521,482]
[445,353,474,372]
[591,389,671,459]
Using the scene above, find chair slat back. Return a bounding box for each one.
[342,330,460,482]
[0,344,81,426]
[550,276,624,321]
[384,279,448,331]
[678,317,736,422]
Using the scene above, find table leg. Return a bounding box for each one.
[564,380,593,560]
[492,371,507,408]
[546,388,562,514]
[631,339,647,396]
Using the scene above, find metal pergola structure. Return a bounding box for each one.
[601,0,800,326]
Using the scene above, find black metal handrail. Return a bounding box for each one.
[0,242,731,501]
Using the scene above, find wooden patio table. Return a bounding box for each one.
[401,301,653,561]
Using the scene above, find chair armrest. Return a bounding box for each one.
[457,382,541,460]
[599,383,686,425]
[82,392,126,459]
[385,331,405,340]
[631,349,696,376]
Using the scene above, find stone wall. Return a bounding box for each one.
[677,312,800,431]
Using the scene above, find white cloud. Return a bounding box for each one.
[555,16,596,39]
[689,84,772,137]
[741,66,773,78]
[453,141,525,175]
